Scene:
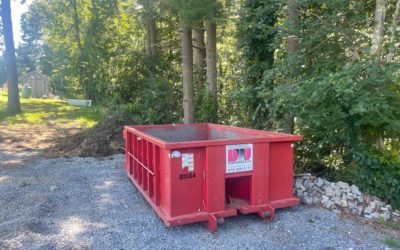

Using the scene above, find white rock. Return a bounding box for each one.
[350,185,361,195]
[295,178,303,188]
[50,185,58,191]
[337,181,349,189]
[364,214,372,219]
[332,187,341,196]
[333,209,341,215]
[364,206,373,214]
[373,199,385,208]
[347,193,355,200]
[315,178,324,188]
[370,212,380,219]
[324,187,334,197]
[300,196,314,205]
[368,202,376,210]
[333,197,342,206]
[305,180,314,188]
[322,200,335,209]
[321,195,329,203]
[356,195,364,203]
[341,199,348,207]
[348,201,357,210]
[392,211,400,217]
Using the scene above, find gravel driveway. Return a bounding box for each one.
[0,153,396,249]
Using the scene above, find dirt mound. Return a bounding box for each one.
[46,113,135,158]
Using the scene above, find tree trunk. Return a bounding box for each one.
[206,22,217,102]
[371,0,388,60]
[1,0,22,114]
[144,1,158,61]
[192,22,206,88]
[387,0,400,62]
[371,0,388,148]
[285,0,299,133]
[71,0,83,54]
[287,0,299,77]
[180,21,194,124]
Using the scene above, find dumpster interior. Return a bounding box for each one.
[225,176,251,207]
[136,124,266,142]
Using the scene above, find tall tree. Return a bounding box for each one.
[371,0,388,148]
[180,21,194,123]
[285,0,299,133]
[1,0,22,114]
[371,0,387,60]
[141,0,158,62]
[206,21,217,104]
[387,0,400,61]
[192,22,206,88]
[236,0,279,129]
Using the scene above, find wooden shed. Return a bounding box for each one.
[21,70,50,98]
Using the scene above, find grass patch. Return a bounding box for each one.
[376,218,400,231]
[383,238,400,249]
[0,94,102,127]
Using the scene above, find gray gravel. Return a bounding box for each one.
[0,154,395,249]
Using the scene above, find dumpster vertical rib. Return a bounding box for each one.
[128,132,133,176]
[144,140,149,192]
[148,142,154,198]
[154,145,160,205]
[138,138,143,185]
[133,135,138,180]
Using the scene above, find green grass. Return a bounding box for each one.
[383,238,400,249]
[0,93,103,127]
[376,217,400,231]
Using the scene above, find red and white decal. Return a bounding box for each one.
[226,144,253,173]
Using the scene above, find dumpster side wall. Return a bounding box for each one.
[205,146,226,213]
[169,147,205,217]
[268,142,295,203]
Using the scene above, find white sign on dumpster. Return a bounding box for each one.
[226,144,253,173]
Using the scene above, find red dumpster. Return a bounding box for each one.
[123,123,303,232]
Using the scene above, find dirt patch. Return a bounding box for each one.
[45,113,135,158]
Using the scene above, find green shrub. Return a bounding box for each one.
[353,148,400,210]
[272,61,400,208]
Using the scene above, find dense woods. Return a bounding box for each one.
[1,0,400,208]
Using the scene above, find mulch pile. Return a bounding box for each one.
[46,113,135,158]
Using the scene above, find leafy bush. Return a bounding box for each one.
[272,61,400,208]
[273,61,400,175]
[353,148,400,209]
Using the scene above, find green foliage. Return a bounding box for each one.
[196,88,218,123]
[353,147,400,209]
[383,238,400,249]
[165,0,220,28]
[273,61,400,172]
[272,60,400,208]
[233,0,280,129]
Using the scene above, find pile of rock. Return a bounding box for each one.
[294,175,400,222]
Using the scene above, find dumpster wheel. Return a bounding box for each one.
[257,205,275,221]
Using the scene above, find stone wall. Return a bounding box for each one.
[294,175,400,222]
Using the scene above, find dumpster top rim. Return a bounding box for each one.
[124,123,303,149]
